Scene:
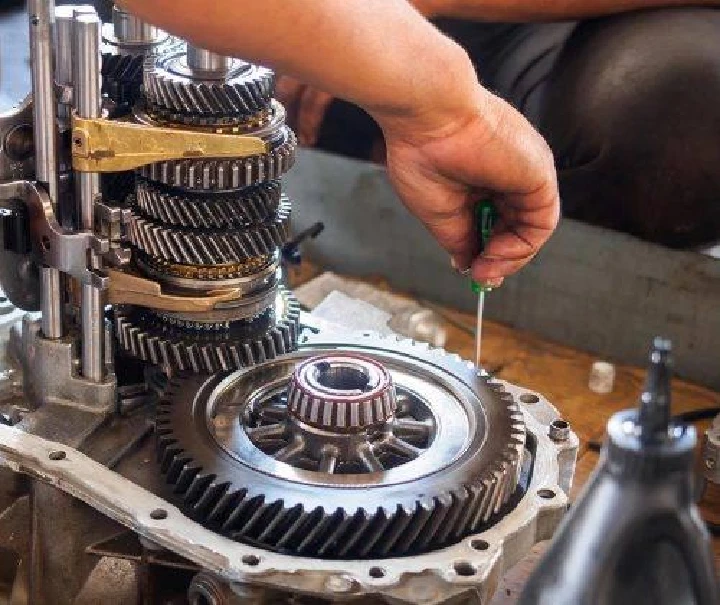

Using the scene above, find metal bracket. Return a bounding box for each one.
[0,180,109,288]
[71,115,268,172]
[106,268,245,312]
[95,203,132,267]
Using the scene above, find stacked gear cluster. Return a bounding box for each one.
[105,24,300,374]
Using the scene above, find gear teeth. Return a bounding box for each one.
[144,51,274,120]
[102,52,144,110]
[135,180,281,229]
[114,289,300,374]
[137,127,297,191]
[127,197,290,265]
[155,338,528,558]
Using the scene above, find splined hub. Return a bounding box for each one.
[287,355,397,430]
[156,335,526,559]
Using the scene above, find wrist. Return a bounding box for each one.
[372,41,483,144]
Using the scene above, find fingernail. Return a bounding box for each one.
[451,257,472,276]
[484,277,504,288]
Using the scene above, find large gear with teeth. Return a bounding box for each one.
[114,288,300,373]
[137,126,297,191]
[135,179,281,228]
[144,49,275,121]
[127,196,291,265]
[155,334,526,559]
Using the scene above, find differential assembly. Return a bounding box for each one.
[156,338,527,559]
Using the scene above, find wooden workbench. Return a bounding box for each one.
[290,266,720,603]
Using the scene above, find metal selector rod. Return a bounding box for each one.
[73,11,106,382]
[29,0,63,339]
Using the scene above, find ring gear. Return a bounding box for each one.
[144,50,274,121]
[114,288,300,373]
[135,179,281,229]
[136,126,296,191]
[127,196,290,266]
[155,335,526,558]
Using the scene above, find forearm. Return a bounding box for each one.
[118,0,477,131]
[419,0,720,21]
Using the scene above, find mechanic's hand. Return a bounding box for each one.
[376,87,559,286]
[276,76,334,147]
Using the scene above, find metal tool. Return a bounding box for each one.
[472,200,497,366]
[519,337,719,605]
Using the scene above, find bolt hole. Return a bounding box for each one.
[30,15,39,26]
[73,137,82,147]
[41,236,50,251]
[454,561,477,577]
[150,508,167,520]
[242,554,260,566]
[470,539,489,551]
[520,393,539,404]
[538,488,556,500]
[551,419,569,430]
[48,450,66,461]
[369,567,385,579]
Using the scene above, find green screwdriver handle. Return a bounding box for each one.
[471,200,498,294]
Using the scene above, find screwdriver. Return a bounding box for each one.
[471,200,497,368]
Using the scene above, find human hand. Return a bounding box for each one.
[376,86,559,286]
[276,75,334,146]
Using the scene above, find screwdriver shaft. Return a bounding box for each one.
[475,290,485,367]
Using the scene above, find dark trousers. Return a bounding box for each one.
[319,8,720,248]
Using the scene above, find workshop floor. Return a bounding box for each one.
[290,265,720,604]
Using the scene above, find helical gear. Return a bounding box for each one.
[144,50,275,121]
[127,197,291,265]
[101,24,177,116]
[135,180,281,229]
[154,334,527,559]
[114,289,300,373]
[102,52,144,113]
[137,126,296,191]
